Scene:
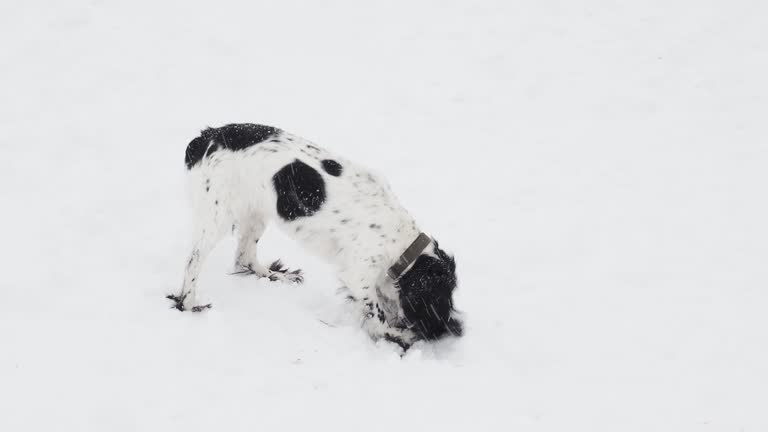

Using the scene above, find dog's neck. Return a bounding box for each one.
[387,232,432,280]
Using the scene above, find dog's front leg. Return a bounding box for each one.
[231,217,303,283]
[359,299,414,352]
[341,271,415,351]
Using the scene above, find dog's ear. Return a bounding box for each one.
[446,252,456,273]
[432,241,460,336]
[446,314,463,337]
[432,240,456,272]
[398,251,460,340]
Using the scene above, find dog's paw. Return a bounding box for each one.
[230,261,303,284]
[230,265,259,277]
[383,334,412,353]
[267,260,304,284]
[165,293,211,312]
[190,304,212,312]
[266,269,304,283]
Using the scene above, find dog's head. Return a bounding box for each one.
[394,241,463,343]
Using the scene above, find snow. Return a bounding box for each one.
[2,0,767,430]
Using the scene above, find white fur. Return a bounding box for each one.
[175,131,429,344]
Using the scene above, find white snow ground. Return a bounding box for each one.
[2,1,767,431]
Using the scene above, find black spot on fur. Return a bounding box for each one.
[396,241,462,341]
[364,301,374,318]
[376,304,386,323]
[185,123,280,169]
[273,159,326,221]
[321,159,343,176]
[369,223,382,230]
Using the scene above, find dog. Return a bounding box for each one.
[167,123,462,349]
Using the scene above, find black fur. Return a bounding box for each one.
[268,259,304,282]
[384,334,410,351]
[165,294,211,312]
[396,241,462,341]
[321,159,343,176]
[273,159,327,221]
[269,259,289,273]
[185,123,279,169]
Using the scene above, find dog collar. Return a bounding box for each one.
[387,232,432,280]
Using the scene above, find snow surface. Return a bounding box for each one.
[2,1,767,431]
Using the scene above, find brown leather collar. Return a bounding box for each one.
[387,232,432,280]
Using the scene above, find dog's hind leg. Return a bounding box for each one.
[232,216,303,284]
[168,169,231,312]
[167,221,227,311]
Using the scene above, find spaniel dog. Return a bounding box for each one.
[167,124,462,349]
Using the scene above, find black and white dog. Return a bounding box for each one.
[167,124,462,349]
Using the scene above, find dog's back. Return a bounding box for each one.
[183,124,418,271]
